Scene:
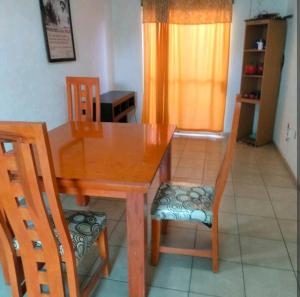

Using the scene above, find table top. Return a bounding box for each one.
[49,122,175,190]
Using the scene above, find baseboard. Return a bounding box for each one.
[174,130,227,139]
[273,143,297,186]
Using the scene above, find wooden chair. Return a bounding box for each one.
[66,76,101,206]
[66,77,101,122]
[150,96,242,272]
[0,122,110,297]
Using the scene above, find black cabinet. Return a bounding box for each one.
[97,91,135,122]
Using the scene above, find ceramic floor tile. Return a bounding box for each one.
[190,259,245,297]
[243,265,297,297]
[278,219,297,243]
[240,236,292,270]
[224,181,234,196]
[262,175,296,188]
[198,212,237,234]
[92,279,128,297]
[150,254,192,291]
[267,186,297,202]
[196,231,241,263]
[181,151,206,160]
[234,184,269,200]
[184,144,206,153]
[148,287,188,297]
[109,221,127,247]
[109,221,152,248]
[236,198,275,217]
[257,158,287,168]
[233,155,257,165]
[189,293,219,297]
[168,220,197,230]
[233,173,264,186]
[0,266,11,297]
[197,212,238,235]
[204,160,222,171]
[203,170,232,181]
[174,166,203,179]
[237,215,282,240]
[205,152,225,161]
[286,242,297,271]
[161,226,196,249]
[272,201,297,220]
[178,157,205,168]
[219,212,238,234]
[231,163,260,174]
[106,246,131,283]
[259,167,292,177]
[171,176,203,184]
[219,195,236,213]
[107,220,119,237]
[62,196,126,220]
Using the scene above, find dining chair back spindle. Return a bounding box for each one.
[151,96,242,272]
[0,122,110,297]
[66,77,101,122]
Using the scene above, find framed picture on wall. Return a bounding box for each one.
[39,0,76,62]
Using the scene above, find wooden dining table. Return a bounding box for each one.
[48,121,175,297]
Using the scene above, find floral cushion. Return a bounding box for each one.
[151,183,215,226]
[13,211,106,262]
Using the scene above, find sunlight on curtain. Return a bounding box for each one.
[142,0,232,131]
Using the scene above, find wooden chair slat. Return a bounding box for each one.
[0,121,110,296]
[66,77,101,123]
[38,271,49,285]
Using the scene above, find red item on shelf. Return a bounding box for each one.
[257,64,264,75]
[245,64,257,75]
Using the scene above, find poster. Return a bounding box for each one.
[40,0,76,62]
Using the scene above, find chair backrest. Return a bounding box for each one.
[0,122,79,296]
[213,96,241,213]
[66,76,101,122]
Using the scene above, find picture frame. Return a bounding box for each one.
[39,0,76,62]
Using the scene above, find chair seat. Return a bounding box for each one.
[13,211,106,262]
[151,183,215,225]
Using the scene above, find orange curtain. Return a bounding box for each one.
[142,0,232,131]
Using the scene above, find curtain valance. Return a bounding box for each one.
[143,0,232,24]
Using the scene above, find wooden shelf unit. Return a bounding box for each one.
[238,19,287,146]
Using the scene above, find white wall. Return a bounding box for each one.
[111,0,143,122]
[273,0,297,177]
[0,0,113,129]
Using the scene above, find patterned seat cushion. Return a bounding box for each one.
[13,211,106,262]
[151,183,215,225]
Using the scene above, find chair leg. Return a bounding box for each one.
[211,223,219,273]
[98,227,110,277]
[76,195,90,206]
[151,219,161,266]
[161,220,169,235]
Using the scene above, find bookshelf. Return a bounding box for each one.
[238,19,287,146]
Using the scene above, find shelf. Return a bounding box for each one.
[239,136,256,146]
[243,75,263,78]
[239,98,260,105]
[244,49,266,53]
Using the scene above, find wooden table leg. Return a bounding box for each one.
[159,145,171,183]
[126,192,147,297]
[160,145,171,234]
[76,195,90,206]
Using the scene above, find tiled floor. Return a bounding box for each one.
[0,136,297,296]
